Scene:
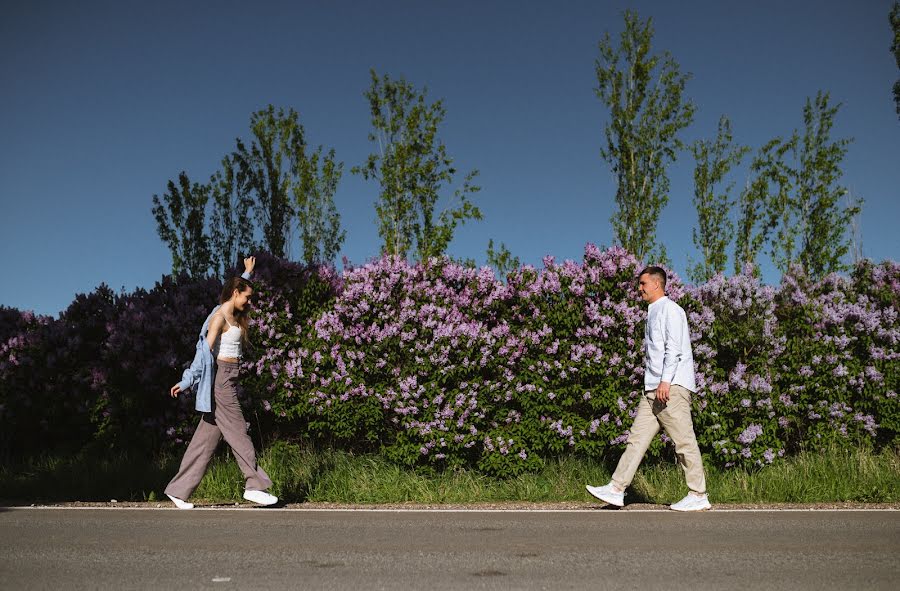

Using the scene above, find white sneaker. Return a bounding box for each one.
[670,493,711,512]
[243,489,278,506]
[166,494,194,509]
[585,483,625,507]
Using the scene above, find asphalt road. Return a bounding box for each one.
[1,508,898,590]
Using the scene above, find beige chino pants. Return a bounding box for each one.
[611,384,707,494]
[165,360,272,501]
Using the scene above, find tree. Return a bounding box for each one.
[353,70,482,260]
[735,92,859,276]
[233,106,306,259]
[151,171,213,278]
[734,138,792,275]
[595,9,695,264]
[793,92,859,276]
[232,105,345,265]
[688,115,749,283]
[295,147,346,265]
[891,2,900,119]
[209,155,256,278]
[486,239,521,280]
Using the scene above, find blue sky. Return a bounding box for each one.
[2,0,898,317]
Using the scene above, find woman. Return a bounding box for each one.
[164,256,277,509]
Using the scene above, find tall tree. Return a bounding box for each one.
[891,2,900,119]
[595,9,695,264]
[209,155,256,278]
[233,106,305,259]
[734,138,792,275]
[295,146,346,265]
[793,92,859,276]
[353,70,482,260]
[735,93,859,276]
[689,115,749,283]
[151,171,213,278]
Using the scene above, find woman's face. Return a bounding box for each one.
[232,286,253,311]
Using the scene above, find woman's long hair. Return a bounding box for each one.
[219,276,253,347]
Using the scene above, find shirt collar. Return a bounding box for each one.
[648,295,669,309]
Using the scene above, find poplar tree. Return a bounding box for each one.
[689,115,749,283]
[209,155,256,278]
[734,138,792,274]
[233,105,345,264]
[793,92,859,276]
[151,171,213,278]
[595,9,695,264]
[735,92,859,276]
[232,106,305,259]
[354,70,482,260]
[295,147,345,265]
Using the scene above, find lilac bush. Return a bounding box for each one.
[683,268,790,467]
[253,245,732,474]
[0,289,117,456]
[775,261,898,449]
[2,248,897,476]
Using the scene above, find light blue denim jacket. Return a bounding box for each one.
[177,271,251,412]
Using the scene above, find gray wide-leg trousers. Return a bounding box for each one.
[165,360,272,500]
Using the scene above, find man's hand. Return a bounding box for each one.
[170,384,181,398]
[656,381,671,402]
[243,256,256,275]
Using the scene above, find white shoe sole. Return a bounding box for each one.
[670,504,712,512]
[166,494,194,509]
[585,485,624,507]
[243,492,278,506]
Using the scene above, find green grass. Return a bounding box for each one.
[2,443,898,505]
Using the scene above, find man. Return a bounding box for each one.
[586,266,710,511]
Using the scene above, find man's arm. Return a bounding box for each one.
[658,305,686,402]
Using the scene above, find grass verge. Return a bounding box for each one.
[2,443,898,505]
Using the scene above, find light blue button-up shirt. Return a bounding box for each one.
[643,295,696,393]
[177,271,251,413]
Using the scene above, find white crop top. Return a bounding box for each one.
[216,317,242,359]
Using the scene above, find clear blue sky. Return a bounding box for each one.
[2,0,898,317]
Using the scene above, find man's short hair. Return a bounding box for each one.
[638,266,667,289]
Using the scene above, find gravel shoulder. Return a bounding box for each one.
[3,500,898,510]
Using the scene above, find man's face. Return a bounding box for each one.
[638,273,660,302]
[233,287,253,311]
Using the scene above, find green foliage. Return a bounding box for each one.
[353,70,483,260]
[595,9,695,264]
[689,115,750,283]
[154,105,345,270]
[6,446,898,504]
[295,147,346,265]
[735,93,859,276]
[209,155,255,279]
[793,93,859,276]
[486,239,521,280]
[151,171,214,278]
[232,105,306,259]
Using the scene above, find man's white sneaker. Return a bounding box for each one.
[585,483,625,507]
[243,489,278,506]
[166,494,194,509]
[670,493,711,512]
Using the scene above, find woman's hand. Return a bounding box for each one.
[243,256,256,275]
[170,384,181,398]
